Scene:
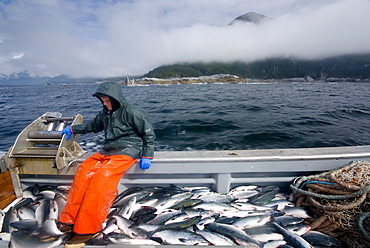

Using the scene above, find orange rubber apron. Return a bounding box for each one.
[59,152,137,234]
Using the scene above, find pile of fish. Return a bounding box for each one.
[0,184,343,248]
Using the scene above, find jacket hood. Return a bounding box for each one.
[93,82,127,109]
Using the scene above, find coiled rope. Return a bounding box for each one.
[290,160,370,248]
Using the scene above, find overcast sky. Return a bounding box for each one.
[1,0,369,78]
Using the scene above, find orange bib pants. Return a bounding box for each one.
[59,152,136,234]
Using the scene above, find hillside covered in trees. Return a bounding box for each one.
[143,54,370,81]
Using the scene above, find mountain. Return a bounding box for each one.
[229,12,272,25]
[0,71,99,85]
[143,12,370,81]
[143,54,370,81]
[0,71,51,85]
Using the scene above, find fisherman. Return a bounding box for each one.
[57,81,155,248]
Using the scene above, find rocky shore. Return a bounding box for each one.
[131,74,369,85]
[135,74,245,85]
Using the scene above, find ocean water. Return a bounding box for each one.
[1,82,370,153]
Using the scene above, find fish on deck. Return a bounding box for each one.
[0,183,332,248]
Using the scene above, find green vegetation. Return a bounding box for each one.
[143,54,370,80]
[2,54,369,85]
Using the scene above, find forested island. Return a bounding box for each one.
[141,54,370,82]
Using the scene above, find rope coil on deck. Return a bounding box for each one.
[290,160,370,248]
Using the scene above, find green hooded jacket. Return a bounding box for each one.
[71,82,155,159]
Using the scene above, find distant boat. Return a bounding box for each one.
[125,75,149,86]
[46,81,51,85]
[126,75,135,86]
[62,84,70,86]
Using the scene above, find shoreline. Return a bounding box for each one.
[128,74,370,85]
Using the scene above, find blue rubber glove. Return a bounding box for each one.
[139,158,152,170]
[62,126,73,140]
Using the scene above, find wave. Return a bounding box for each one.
[280,117,334,127]
[340,108,370,117]
[326,108,370,120]
[241,131,299,149]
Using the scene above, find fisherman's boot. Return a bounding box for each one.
[64,233,100,248]
[57,222,74,233]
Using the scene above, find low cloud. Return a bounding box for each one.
[0,0,369,77]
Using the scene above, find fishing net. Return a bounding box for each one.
[291,160,370,248]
